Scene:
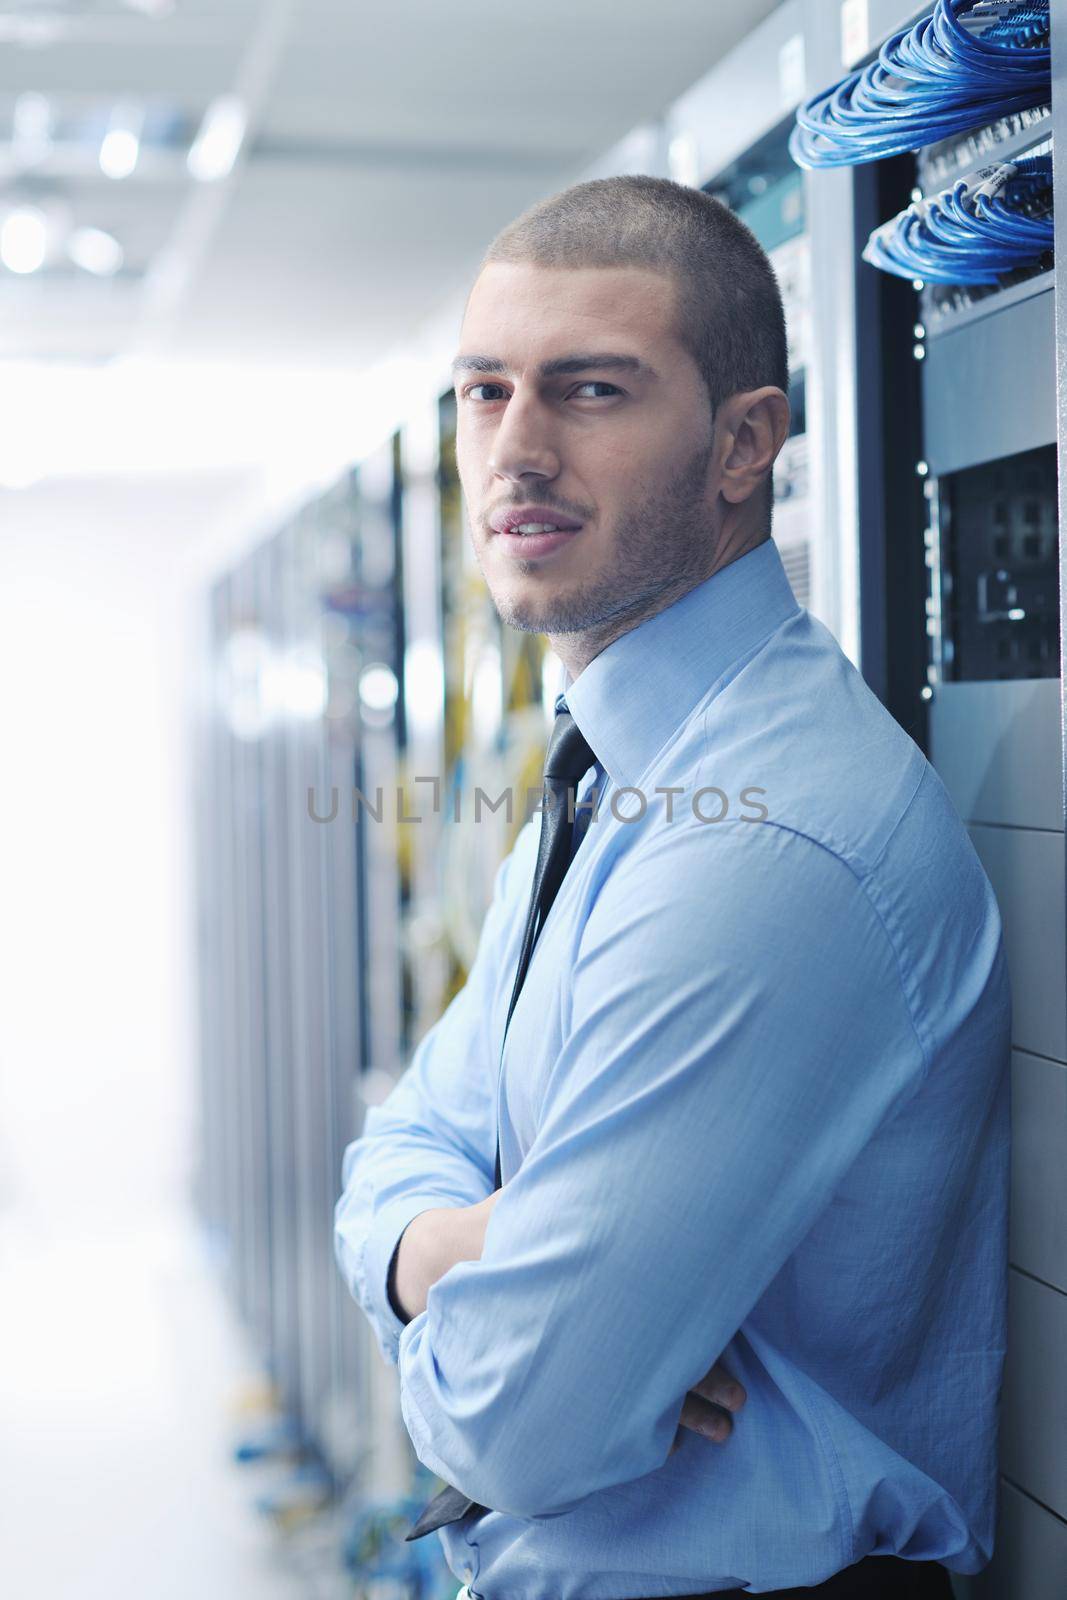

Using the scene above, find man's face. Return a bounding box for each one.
[453,262,724,649]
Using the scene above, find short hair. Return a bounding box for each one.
[479,174,789,531]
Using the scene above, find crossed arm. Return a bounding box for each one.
[390,1190,747,1449]
[334,818,922,1519]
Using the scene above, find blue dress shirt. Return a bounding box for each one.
[334,536,1010,1598]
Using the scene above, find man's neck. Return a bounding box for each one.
[551,527,769,680]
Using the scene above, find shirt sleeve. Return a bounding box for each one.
[395,817,928,1518]
[333,823,533,1367]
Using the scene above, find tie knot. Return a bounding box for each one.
[544,707,596,785]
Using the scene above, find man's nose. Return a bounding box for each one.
[488,392,561,482]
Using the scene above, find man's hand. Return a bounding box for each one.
[670,1359,747,1450]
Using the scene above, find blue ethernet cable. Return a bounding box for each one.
[973,155,1054,242]
[790,0,1050,169]
[862,155,1052,283]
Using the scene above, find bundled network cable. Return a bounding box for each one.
[862,155,1053,283]
[789,0,1050,169]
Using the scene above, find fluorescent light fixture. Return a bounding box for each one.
[187,96,246,182]
[1,206,48,274]
[68,227,124,277]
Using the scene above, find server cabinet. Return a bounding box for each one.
[821,6,1064,1597]
[196,464,403,1493]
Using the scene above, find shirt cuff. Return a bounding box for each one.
[363,1194,443,1366]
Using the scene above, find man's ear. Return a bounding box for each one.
[719,387,791,506]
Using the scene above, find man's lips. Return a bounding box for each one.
[489,504,584,535]
[492,526,583,559]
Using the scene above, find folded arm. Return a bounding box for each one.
[395,820,926,1519]
[333,831,532,1366]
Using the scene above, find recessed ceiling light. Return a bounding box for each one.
[1,206,48,274]
[100,128,139,180]
[69,226,125,277]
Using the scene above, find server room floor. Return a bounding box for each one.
[0,1204,305,1599]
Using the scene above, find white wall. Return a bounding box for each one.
[0,469,253,1225]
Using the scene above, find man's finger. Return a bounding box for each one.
[678,1392,734,1443]
[692,1363,746,1413]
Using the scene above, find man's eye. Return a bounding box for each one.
[464,381,620,401]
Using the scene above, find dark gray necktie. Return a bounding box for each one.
[404,701,596,1542]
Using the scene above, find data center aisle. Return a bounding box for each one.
[0,1202,303,1600]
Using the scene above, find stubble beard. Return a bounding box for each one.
[482,436,719,644]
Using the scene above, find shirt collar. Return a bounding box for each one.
[555,537,801,790]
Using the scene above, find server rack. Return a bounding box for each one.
[918,135,1065,1600]
[257,530,304,1444]
[802,5,1065,1596]
[195,459,409,1511]
[222,557,275,1366]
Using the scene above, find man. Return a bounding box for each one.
[334,176,1010,1600]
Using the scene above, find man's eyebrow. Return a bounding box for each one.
[450,353,656,380]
